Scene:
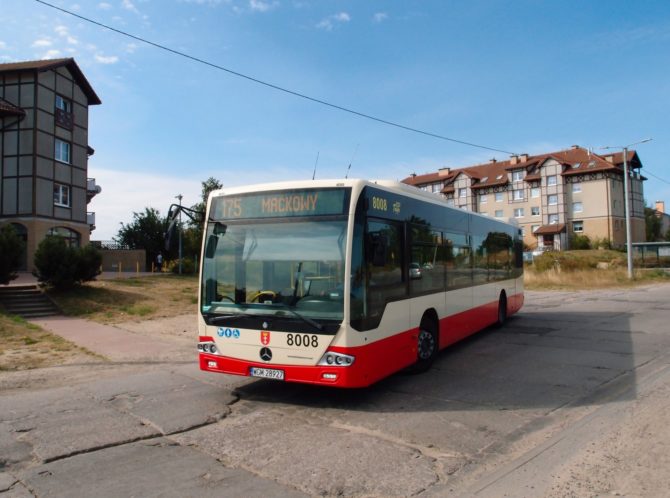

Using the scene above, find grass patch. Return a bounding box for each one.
[0,312,100,371]
[525,250,670,290]
[48,274,198,324]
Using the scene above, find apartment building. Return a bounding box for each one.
[0,58,101,271]
[402,146,646,250]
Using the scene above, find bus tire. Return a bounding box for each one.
[496,291,508,327]
[412,315,438,373]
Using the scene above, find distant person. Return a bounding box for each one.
[156,252,163,272]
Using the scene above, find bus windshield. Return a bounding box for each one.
[201,218,347,325]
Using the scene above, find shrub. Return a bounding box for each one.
[0,225,25,285]
[169,257,196,274]
[33,237,102,290]
[570,234,591,250]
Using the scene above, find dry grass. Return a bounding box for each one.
[48,274,198,324]
[525,250,670,290]
[0,313,101,371]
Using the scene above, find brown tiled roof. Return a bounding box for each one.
[401,146,643,190]
[534,224,566,235]
[0,58,101,105]
[0,97,25,118]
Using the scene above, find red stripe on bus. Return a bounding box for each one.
[200,292,522,388]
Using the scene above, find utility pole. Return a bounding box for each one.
[602,138,652,279]
[176,194,183,275]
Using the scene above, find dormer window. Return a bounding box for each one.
[512,170,524,182]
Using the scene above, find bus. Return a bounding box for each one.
[195,179,523,388]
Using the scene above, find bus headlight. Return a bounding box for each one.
[198,340,220,356]
[318,351,355,367]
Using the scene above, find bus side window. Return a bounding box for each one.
[366,219,406,318]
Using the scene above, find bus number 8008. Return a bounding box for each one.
[287,334,319,348]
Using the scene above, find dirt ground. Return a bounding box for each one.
[4,283,670,497]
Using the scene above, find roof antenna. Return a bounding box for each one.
[345,143,359,179]
[312,151,319,180]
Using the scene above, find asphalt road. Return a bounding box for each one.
[2,284,670,497]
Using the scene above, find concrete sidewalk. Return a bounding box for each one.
[31,316,192,362]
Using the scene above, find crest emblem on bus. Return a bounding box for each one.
[261,331,270,345]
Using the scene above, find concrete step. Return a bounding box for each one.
[0,285,60,318]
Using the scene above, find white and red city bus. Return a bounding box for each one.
[196,179,523,387]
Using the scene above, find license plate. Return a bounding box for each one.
[250,367,285,380]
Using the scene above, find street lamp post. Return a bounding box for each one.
[176,194,183,275]
[602,138,652,279]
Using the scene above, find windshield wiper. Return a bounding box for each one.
[204,312,254,324]
[271,303,323,332]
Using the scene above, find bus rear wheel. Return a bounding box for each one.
[496,292,508,327]
[412,317,438,373]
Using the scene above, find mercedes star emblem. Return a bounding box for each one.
[260,347,272,362]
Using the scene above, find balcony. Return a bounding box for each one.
[87,178,102,202]
[87,212,96,232]
[55,108,74,130]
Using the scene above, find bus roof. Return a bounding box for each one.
[209,178,519,228]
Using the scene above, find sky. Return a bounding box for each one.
[2,0,670,240]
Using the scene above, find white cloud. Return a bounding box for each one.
[316,12,351,31]
[88,168,202,240]
[0,41,7,50]
[249,0,277,13]
[333,12,350,22]
[122,0,140,14]
[98,2,112,9]
[67,36,79,45]
[41,49,61,59]
[372,12,387,23]
[125,43,138,53]
[54,25,69,37]
[32,38,53,48]
[94,54,120,64]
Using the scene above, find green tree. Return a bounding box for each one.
[33,237,102,290]
[182,177,223,261]
[0,225,25,285]
[116,207,169,268]
[645,206,662,241]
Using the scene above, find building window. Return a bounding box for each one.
[54,184,71,207]
[47,226,80,248]
[495,192,503,202]
[549,214,559,224]
[480,194,487,204]
[548,194,558,205]
[547,175,557,186]
[512,170,524,182]
[531,224,540,233]
[572,182,582,193]
[531,206,540,216]
[55,139,71,163]
[459,188,467,198]
[531,187,540,198]
[514,208,524,218]
[573,221,584,232]
[431,183,442,193]
[573,202,583,213]
[513,189,524,201]
[446,199,455,207]
[495,210,504,218]
[55,95,72,112]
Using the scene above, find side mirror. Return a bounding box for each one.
[205,234,219,259]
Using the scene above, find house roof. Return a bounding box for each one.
[401,146,644,191]
[0,97,25,118]
[534,223,566,235]
[0,58,101,105]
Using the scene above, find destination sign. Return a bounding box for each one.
[211,188,350,220]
